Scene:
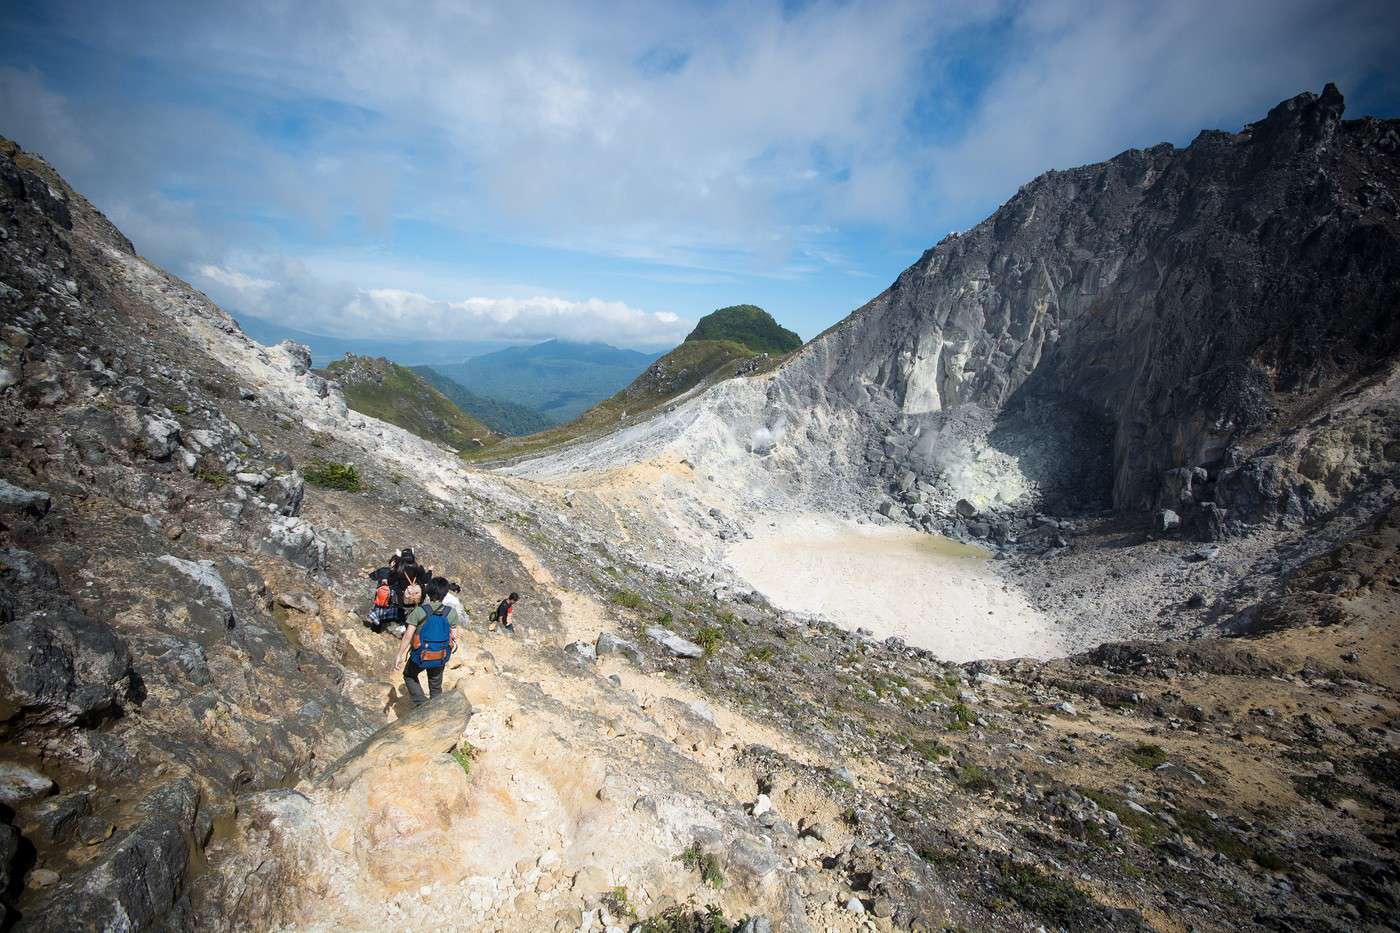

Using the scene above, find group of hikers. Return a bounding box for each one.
[366,548,519,706]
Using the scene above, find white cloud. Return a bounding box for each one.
[197,265,274,292]
[193,262,690,346]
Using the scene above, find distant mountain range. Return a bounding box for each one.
[432,340,661,423]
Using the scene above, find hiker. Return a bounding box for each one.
[489,592,520,634]
[396,551,432,612]
[366,553,403,632]
[394,576,461,706]
[442,581,465,617]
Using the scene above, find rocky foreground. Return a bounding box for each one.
[0,86,1398,933]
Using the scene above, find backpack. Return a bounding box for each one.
[410,603,452,669]
[373,581,392,608]
[402,568,423,606]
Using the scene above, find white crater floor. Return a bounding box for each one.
[726,513,1064,662]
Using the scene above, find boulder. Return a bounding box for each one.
[26,779,200,933]
[0,478,50,516]
[0,604,133,729]
[645,626,704,659]
[595,632,644,665]
[1155,508,1181,533]
[1193,502,1228,542]
[259,516,328,571]
[955,499,978,518]
[24,791,91,844]
[563,640,597,664]
[277,341,313,375]
[0,344,21,391]
[140,415,181,460]
[264,471,305,516]
[157,555,236,633]
[276,591,320,615]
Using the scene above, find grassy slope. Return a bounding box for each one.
[324,355,498,451]
[464,339,786,462]
[411,366,556,436]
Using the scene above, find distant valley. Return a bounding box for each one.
[430,340,661,424]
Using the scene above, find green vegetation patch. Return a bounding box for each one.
[947,703,976,732]
[1291,773,1374,809]
[694,624,723,658]
[684,304,802,354]
[303,459,362,491]
[412,365,555,435]
[956,763,996,792]
[635,905,732,933]
[613,589,644,609]
[451,742,477,776]
[601,886,636,920]
[989,855,1105,928]
[195,467,228,488]
[677,845,724,889]
[1078,788,1171,847]
[1125,743,1169,769]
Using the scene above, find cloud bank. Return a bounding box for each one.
[194,262,689,345]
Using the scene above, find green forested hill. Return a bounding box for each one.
[683,305,801,355]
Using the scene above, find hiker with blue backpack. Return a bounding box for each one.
[393,576,461,706]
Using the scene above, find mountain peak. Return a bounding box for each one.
[684,304,802,355]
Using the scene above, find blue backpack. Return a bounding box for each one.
[410,603,453,669]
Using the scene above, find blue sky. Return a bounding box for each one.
[2,0,1397,349]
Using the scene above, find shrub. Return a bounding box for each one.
[990,855,1101,927]
[677,844,724,889]
[654,610,674,628]
[947,703,975,732]
[957,763,996,792]
[635,905,731,933]
[303,459,362,491]
[195,467,228,488]
[910,737,948,762]
[613,589,643,609]
[451,742,477,776]
[694,625,723,658]
[1125,743,1168,769]
[601,885,636,920]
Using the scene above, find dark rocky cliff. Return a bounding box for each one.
[799,85,1400,517]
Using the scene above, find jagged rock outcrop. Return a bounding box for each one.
[793,84,1400,517]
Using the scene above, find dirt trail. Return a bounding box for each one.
[485,524,824,774]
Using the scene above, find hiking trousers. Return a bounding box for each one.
[403,659,444,706]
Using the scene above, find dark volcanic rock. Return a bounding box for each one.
[0,600,133,730]
[786,85,1400,516]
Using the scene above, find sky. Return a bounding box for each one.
[2,0,1397,350]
